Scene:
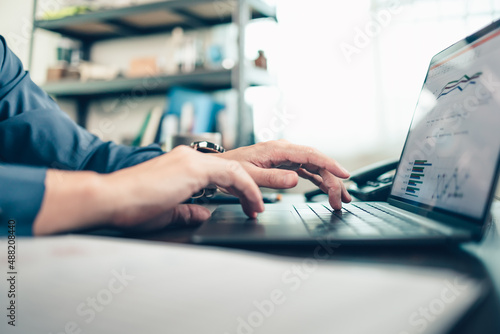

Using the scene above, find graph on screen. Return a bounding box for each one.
[405,160,432,198]
[431,168,470,200]
[436,72,483,99]
[391,24,500,220]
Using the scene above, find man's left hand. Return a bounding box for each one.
[220,140,352,210]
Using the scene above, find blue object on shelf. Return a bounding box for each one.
[156,87,225,143]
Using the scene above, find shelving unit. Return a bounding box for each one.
[41,67,272,97]
[29,0,277,146]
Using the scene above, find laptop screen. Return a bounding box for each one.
[390,20,500,223]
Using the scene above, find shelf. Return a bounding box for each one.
[34,0,277,42]
[41,67,274,98]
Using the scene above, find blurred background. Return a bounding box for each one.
[1,0,499,193]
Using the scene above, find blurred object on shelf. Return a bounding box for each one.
[163,27,181,74]
[37,0,160,20]
[216,109,230,149]
[47,38,82,82]
[160,114,179,141]
[56,38,82,66]
[40,5,91,20]
[85,0,166,11]
[65,66,81,81]
[56,38,74,64]
[132,106,163,147]
[128,56,160,77]
[46,65,68,82]
[79,62,120,81]
[141,107,164,147]
[206,45,224,69]
[167,25,237,73]
[171,27,185,73]
[195,31,207,70]
[157,87,225,147]
[47,38,81,81]
[221,58,235,70]
[159,25,236,74]
[181,35,197,73]
[168,27,198,73]
[254,50,267,70]
[179,102,195,134]
[166,87,224,133]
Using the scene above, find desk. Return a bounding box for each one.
[3,197,498,333]
[111,196,500,333]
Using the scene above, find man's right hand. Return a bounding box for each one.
[33,146,264,235]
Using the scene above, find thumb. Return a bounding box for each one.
[250,167,299,189]
[171,204,211,225]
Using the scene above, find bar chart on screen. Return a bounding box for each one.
[405,160,433,198]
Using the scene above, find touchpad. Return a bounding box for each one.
[211,205,301,225]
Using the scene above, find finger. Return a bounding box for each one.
[224,186,261,218]
[301,162,326,175]
[297,168,328,194]
[117,204,211,232]
[268,141,350,179]
[299,167,351,203]
[340,181,352,203]
[328,187,342,210]
[209,160,264,218]
[319,169,343,210]
[275,161,303,170]
[170,204,212,225]
[247,164,299,188]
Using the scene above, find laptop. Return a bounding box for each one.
[192,19,500,246]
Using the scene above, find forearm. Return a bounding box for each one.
[32,170,116,235]
[34,147,265,235]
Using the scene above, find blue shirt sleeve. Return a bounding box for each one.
[0,164,46,236]
[0,36,164,235]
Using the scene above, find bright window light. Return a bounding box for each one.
[247,0,500,164]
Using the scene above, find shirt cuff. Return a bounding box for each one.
[0,164,47,236]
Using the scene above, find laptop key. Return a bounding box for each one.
[302,201,445,239]
[307,204,332,214]
[296,209,322,219]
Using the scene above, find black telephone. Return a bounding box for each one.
[305,158,399,202]
[346,158,399,201]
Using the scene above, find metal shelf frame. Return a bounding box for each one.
[33,0,275,42]
[41,67,272,97]
[29,0,276,146]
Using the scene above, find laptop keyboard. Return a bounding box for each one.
[294,203,443,238]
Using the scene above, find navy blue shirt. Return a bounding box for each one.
[0,36,163,235]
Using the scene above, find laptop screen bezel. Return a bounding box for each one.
[387,19,500,228]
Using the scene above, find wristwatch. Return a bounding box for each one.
[190,141,226,199]
[190,141,225,154]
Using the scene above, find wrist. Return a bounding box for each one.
[33,170,112,235]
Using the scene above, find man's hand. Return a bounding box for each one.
[33,146,264,235]
[33,141,350,235]
[220,140,352,210]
